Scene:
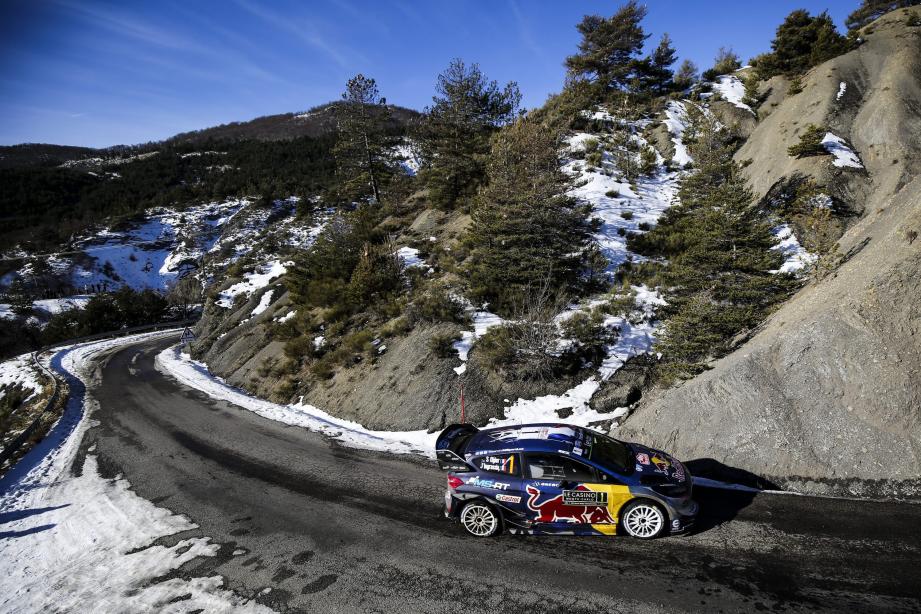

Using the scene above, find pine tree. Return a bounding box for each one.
[639,33,678,95]
[7,279,34,318]
[846,0,920,31]
[752,10,851,78]
[466,118,593,313]
[332,74,397,205]
[673,59,699,91]
[417,59,521,209]
[565,1,649,92]
[347,242,402,308]
[628,113,796,379]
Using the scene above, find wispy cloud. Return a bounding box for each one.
[233,0,365,69]
[508,0,544,59]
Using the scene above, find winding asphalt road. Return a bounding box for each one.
[76,336,921,613]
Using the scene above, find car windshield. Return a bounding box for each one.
[586,433,632,474]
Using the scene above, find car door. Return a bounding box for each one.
[468,453,526,511]
[522,453,618,530]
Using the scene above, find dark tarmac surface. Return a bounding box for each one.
[76,337,921,613]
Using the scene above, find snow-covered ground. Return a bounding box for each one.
[0,332,271,613]
[822,132,864,169]
[663,101,693,167]
[0,353,43,403]
[452,309,505,375]
[771,224,818,274]
[155,346,436,455]
[712,75,754,113]
[215,260,289,308]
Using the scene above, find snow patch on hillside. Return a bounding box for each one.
[837,82,847,101]
[0,352,42,402]
[663,101,693,166]
[452,310,505,375]
[772,224,817,274]
[713,75,754,113]
[216,260,288,308]
[822,133,863,168]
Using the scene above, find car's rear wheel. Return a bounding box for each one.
[460,501,500,537]
[621,499,666,539]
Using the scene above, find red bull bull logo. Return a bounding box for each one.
[526,485,615,524]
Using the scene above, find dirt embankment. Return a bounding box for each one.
[620,8,921,497]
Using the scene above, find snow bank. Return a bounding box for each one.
[251,289,274,317]
[713,75,754,113]
[663,101,693,166]
[0,332,269,614]
[771,224,818,274]
[155,346,436,456]
[822,133,863,169]
[216,260,288,308]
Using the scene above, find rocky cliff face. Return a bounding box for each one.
[620,8,921,496]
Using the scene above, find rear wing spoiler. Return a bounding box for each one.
[435,423,478,471]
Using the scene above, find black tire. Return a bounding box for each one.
[459,501,501,538]
[620,499,667,539]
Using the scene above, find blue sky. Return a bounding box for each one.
[0,0,856,148]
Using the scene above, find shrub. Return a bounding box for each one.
[605,189,620,198]
[428,331,460,358]
[585,151,603,169]
[788,125,828,157]
[788,75,804,95]
[620,210,634,220]
[409,286,466,324]
[640,147,658,175]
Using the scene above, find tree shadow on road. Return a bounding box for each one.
[685,458,779,534]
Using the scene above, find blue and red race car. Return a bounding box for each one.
[436,423,697,539]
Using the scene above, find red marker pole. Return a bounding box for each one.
[460,382,466,424]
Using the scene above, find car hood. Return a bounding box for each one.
[628,443,689,485]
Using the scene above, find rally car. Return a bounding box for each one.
[436,423,697,539]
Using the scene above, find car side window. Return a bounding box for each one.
[472,453,520,477]
[526,454,598,483]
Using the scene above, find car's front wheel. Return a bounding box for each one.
[621,499,666,539]
[460,501,500,537]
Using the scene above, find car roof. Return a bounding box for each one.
[464,423,589,457]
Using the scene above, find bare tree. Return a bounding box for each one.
[167,276,202,319]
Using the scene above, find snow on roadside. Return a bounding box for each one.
[0,353,42,402]
[663,101,693,167]
[0,332,270,614]
[216,260,289,308]
[771,224,817,274]
[713,75,754,113]
[821,133,864,169]
[155,346,436,456]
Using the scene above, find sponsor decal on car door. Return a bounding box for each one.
[523,453,633,534]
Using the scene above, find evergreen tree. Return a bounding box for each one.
[332,74,397,205]
[673,59,699,91]
[418,59,521,209]
[565,1,649,92]
[7,279,34,318]
[846,0,920,31]
[346,242,403,308]
[639,33,678,95]
[752,10,851,78]
[466,118,594,313]
[628,112,796,379]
